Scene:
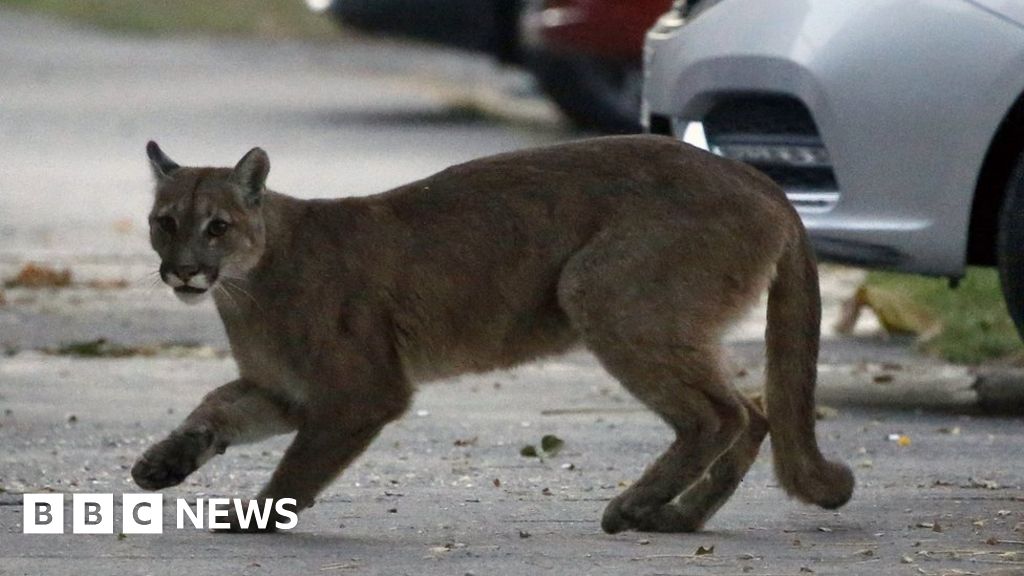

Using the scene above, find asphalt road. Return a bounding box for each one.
[1,9,1023,576]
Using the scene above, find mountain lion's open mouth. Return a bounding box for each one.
[174,286,208,295]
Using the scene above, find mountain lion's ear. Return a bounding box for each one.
[146,141,180,181]
[231,147,269,207]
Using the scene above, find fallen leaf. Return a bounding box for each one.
[898,435,912,447]
[112,219,134,234]
[492,478,501,488]
[519,530,531,539]
[540,434,564,456]
[5,263,72,288]
[695,545,714,556]
[85,279,129,290]
[520,445,538,458]
[429,545,452,554]
[873,374,895,384]
[964,478,1001,490]
[834,284,941,338]
[855,549,875,557]
[815,405,839,420]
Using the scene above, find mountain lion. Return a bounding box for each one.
[132,136,853,533]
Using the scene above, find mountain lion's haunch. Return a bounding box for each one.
[132,135,853,533]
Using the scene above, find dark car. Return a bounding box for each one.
[520,0,668,133]
[306,0,665,133]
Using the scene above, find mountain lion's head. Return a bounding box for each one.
[145,141,269,304]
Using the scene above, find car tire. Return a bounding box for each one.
[526,51,643,134]
[998,152,1024,341]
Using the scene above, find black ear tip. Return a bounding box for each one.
[146,140,160,157]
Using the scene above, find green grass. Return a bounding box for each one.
[0,0,339,38]
[865,267,1023,365]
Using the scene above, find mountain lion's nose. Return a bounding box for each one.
[176,264,200,281]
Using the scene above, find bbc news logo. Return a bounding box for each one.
[23,494,298,534]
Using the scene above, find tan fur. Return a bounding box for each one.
[132,135,853,533]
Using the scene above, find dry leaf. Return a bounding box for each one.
[834,284,941,339]
[112,219,134,234]
[695,545,714,556]
[85,279,129,290]
[5,263,72,288]
[815,405,839,420]
[540,434,564,456]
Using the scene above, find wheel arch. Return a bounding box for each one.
[968,89,1024,266]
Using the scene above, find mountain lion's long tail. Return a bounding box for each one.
[765,226,854,509]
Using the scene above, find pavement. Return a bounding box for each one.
[1,9,1024,576]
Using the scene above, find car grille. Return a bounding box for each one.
[700,95,839,213]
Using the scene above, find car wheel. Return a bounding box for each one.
[998,152,1024,341]
[526,51,643,134]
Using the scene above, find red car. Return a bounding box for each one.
[521,0,669,132]
[309,0,668,133]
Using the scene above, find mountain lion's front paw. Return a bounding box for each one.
[132,428,214,490]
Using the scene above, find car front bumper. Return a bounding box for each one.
[643,0,1024,276]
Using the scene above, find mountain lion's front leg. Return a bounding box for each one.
[132,378,298,491]
[253,376,411,515]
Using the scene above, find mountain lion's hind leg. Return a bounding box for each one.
[589,342,749,534]
[132,378,298,491]
[669,394,768,530]
[558,226,762,533]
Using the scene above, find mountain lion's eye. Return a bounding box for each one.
[207,219,230,238]
[155,216,177,235]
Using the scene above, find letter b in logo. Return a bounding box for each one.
[23,494,64,534]
[73,494,113,534]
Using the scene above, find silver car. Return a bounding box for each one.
[642,0,1024,339]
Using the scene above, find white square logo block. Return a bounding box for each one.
[23,494,64,534]
[122,494,163,534]
[72,493,114,534]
